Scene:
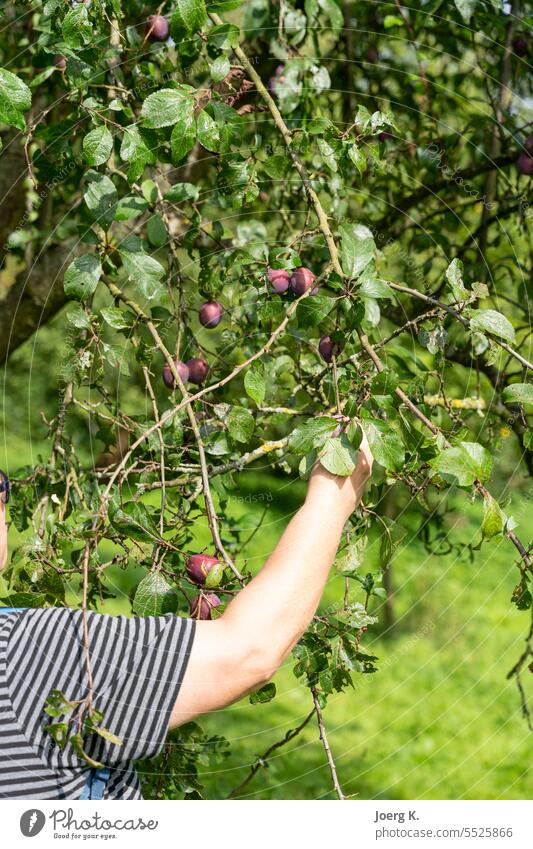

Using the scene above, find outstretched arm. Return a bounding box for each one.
[170,432,373,728]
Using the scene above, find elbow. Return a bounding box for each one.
[239,641,285,692]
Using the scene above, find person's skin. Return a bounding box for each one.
[171,431,373,728]
[0,432,374,732]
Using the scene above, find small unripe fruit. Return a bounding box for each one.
[187,357,209,384]
[53,55,67,71]
[267,268,290,293]
[145,15,169,41]
[162,359,189,389]
[517,152,533,176]
[199,300,223,328]
[513,36,529,57]
[318,335,334,363]
[290,267,316,295]
[190,592,221,620]
[186,554,220,586]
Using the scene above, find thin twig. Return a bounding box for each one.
[311,687,345,800]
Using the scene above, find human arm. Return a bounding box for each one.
[169,430,373,728]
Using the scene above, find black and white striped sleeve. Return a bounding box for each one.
[6,607,196,768]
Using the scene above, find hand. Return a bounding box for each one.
[306,424,373,518]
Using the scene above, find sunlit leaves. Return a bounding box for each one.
[469,309,515,343]
[132,573,178,616]
[339,223,376,280]
[0,68,31,130]
[141,87,195,129]
[83,126,113,166]
[120,251,165,300]
[63,255,102,301]
[430,442,493,487]
[502,383,533,406]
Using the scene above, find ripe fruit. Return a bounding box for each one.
[289,267,316,295]
[187,357,209,384]
[365,47,379,63]
[53,55,67,71]
[513,36,529,57]
[517,152,533,176]
[379,131,393,142]
[190,592,221,620]
[267,268,290,294]
[318,335,334,363]
[145,15,169,41]
[162,359,189,389]
[186,554,221,586]
[199,300,223,328]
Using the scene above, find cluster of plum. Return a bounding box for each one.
[267,266,339,363]
[267,266,318,295]
[186,554,222,620]
[162,301,223,389]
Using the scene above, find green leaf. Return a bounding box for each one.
[170,113,196,162]
[244,365,266,406]
[94,726,123,746]
[171,0,207,33]
[63,254,102,301]
[482,495,504,540]
[83,171,118,228]
[210,55,230,82]
[132,572,178,617]
[296,294,334,327]
[83,126,113,166]
[502,383,533,406]
[361,419,404,472]
[336,537,368,575]
[164,182,199,203]
[469,309,515,343]
[0,68,31,130]
[62,4,93,48]
[430,441,493,487]
[249,682,276,704]
[347,143,366,177]
[445,258,468,302]
[100,306,129,330]
[120,251,165,300]
[197,109,221,152]
[318,434,358,476]
[115,195,149,221]
[289,416,338,454]
[317,137,338,172]
[141,87,195,129]
[227,406,255,443]
[339,223,375,280]
[454,0,478,23]
[147,215,168,248]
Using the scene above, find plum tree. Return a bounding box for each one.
[1,0,532,803]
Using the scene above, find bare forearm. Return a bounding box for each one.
[222,494,349,667]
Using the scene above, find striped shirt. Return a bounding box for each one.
[0,607,195,799]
